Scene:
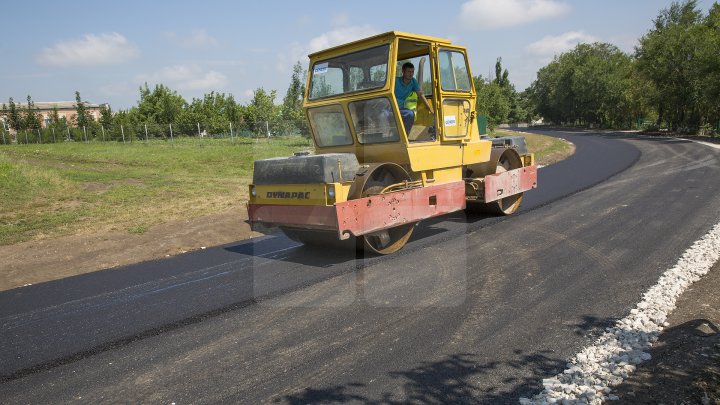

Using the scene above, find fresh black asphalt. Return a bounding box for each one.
[1,130,718,403]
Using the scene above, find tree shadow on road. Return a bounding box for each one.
[278,351,566,404]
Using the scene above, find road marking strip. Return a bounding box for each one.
[521,220,720,404]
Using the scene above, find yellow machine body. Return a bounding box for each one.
[248,32,537,254]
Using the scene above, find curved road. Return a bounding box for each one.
[1,130,719,402]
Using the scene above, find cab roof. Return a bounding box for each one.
[307,31,452,59]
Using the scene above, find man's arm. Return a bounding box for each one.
[416,88,434,115]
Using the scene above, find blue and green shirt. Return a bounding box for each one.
[395,77,420,110]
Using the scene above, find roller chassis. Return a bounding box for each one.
[248,160,537,240]
[246,31,538,254]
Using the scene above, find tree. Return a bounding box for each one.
[494,57,509,87]
[474,57,525,129]
[6,98,21,132]
[136,83,186,125]
[517,88,539,124]
[74,91,92,128]
[24,95,42,130]
[529,42,633,127]
[625,66,658,128]
[50,106,61,126]
[99,104,113,127]
[244,88,280,136]
[112,108,141,140]
[0,103,8,142]
[475,75,510,130]
[696,2,720,130]
[281,61,309,136]
[635,0,705,130]
[46,105,68,139]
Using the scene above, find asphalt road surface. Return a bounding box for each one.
[1,130,719,403]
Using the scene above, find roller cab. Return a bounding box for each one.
[247,31,537,254]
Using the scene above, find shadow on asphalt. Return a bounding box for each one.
[278,351,566,404]
[276,313,634,404]
[223,213,478,267]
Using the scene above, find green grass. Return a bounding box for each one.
[0,132,570,246]
[492,129,575,165]
[0,136,313,245]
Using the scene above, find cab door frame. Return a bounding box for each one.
[433,45,476,142]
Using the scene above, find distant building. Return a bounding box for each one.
[1,101,109,130]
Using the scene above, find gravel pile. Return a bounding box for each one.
[520,221,720,405]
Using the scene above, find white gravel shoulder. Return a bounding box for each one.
[520,221,720,405]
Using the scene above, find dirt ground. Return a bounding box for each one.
[614,261,720,404]
[0,207,260,291]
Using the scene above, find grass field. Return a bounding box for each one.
[0,132,570,246]
[493,129,575,165]
[0,137,313,245]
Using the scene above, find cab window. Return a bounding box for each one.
[396,55,433,97]
[439,50,471,92]
[348,97,400,144]
[308,45,390,100]
[307,105,354,147]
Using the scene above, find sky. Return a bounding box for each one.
[1,0,715,110]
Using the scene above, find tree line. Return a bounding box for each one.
[473,57,532,130]
[1,62,308,143]
[3,1,717,142]
[524,0,719,133]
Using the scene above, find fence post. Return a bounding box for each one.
[121,125,126,144]
[230,122,234,143]
[1,129,5,145]
[266,121,270,139]
[169,124,174,145]
[25,130,29,144]
[197,123,201,137]
[52,128,56,143]
[83,126,88,143]
[37,128,41,144]
[144,124,148,142]
[101,125,105,142]
[67,127,71,141]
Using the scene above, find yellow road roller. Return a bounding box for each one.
[248,31,537,254]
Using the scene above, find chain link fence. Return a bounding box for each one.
[0,120,308,145]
